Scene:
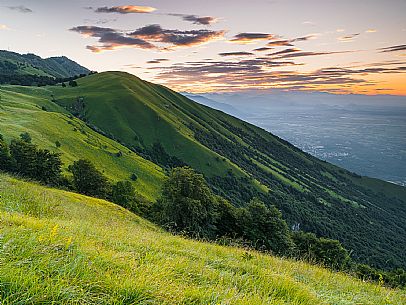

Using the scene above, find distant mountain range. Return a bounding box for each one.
[0,50,90,78]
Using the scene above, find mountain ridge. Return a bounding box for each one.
[0,50,90,78]
[1,70,404,270]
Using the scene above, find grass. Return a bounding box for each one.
[0,173,405,304]
[0,87,165,201]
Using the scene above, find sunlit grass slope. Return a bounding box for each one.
[47,71,243,178]
[0,87,164,200]
[0,173,404,305]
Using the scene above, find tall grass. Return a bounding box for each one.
[0,173,404,304]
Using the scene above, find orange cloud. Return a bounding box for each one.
[95,5,156,14]
[230,33,276,44]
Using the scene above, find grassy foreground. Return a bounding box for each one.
[0,174,404,304]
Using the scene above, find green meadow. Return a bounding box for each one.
[0,173,404,304]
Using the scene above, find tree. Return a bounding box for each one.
[292,231,350,270]
[34,149,62,185]
[9,139,37,177]
[215,196,242,237]
[61,82,66,87]
[69,80,78,87]
[55,140,61,148]
[8,139,62,185]
[156,167,218,238]
[0,134,12,171]
[111,181,136,209]
[69,159,110,198]
[20,132,32,143]
[242,198,293,256]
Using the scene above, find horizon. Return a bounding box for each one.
[0,0,405,95]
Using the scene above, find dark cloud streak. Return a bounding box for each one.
[7,5,32,13]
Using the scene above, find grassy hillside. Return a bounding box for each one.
[0,50,90,78]
[0,173,404,304]
[0,87,164,200]
[1,71,405,270]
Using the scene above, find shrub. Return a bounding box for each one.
[20,132,32,143]
[241,198,293,256]
[292,231,350,270]
[156,167,218,238]
[69,159,110,198]
[9,139,62,185]
[69,80,78,87]
[111,181,136,209]
[0,135,12,171]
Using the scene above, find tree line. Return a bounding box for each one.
[0,71,97,87]
[0,133,404,288]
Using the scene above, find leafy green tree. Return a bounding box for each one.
[9,139,37,177]
[20,132,32,143]
[0,134,12,171]
[69,159,110,198]
[111,181,136,209]
[69,80,78,87]
[8,139,62,185]
[215,196,242,237]
[35,149,62,185]
[292,231,350,270]
[157,167,218,238]
[242,198,293,256]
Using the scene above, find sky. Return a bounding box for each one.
[0,0,405,94]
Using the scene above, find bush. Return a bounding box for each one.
[69,80,78,87]
[0,135,12,171]
[69,159,110,198]
[20,132,32,143]
[155,167,218,238]
[111,181,136,209]
[8,139,62,185]
[292,231,350,270]
[241,198,293,256]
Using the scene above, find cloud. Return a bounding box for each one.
[7,5,32,13]
[365,29,377,33]
[219,51,254,56]
[0,24,8,30]
[230,33,276,44]
[302,21,315,26]
[84,18,117,25]
[379,44,406,53]
[70,26,155,52]
[292,35,316,42]
[253,47,274,52]
[149,58,370,92]
[147,58,169,64]
[129,24,225,48]
[267,40,294,47]
[267,48,301,56]
[269,49,352,60]
[95,5,156,14]
[338,33,360,42]
[169,14,218,25]
[70,24,225,52]
[147,51,404,92]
